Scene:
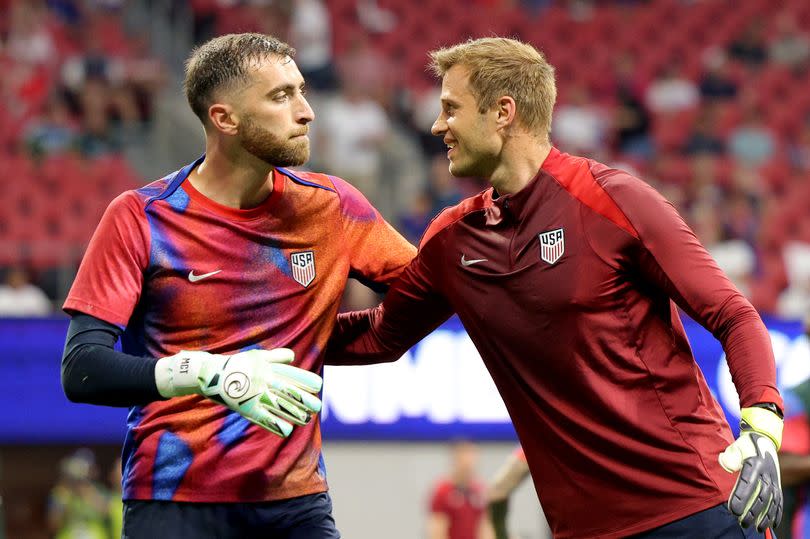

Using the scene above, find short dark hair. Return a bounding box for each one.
[184,33,296,123]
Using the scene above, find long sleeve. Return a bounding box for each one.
[602,173,781,409]
[62,313,161,406]
[325,252,454,365]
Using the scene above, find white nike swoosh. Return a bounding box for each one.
[460,255,488,267]
[188,270,222,282]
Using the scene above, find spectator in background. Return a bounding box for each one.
[645,64,700,114]
[399,192,434,245]
[613,84,653,160]
[77,105,120,157]
[408,84,447,157]
[722,191,760,247]
[1,1,56,121]
[376,122,429,221]
[610,54,652,159]
[426,153,463,217]
[687,153,725,206]
[788,118,810,171]
[778,242,810,319]
[188,0,219,44]
[611,53,646,103]
[728,21,769,69]
[683,105,726,156]
[356,0,398,33]
[317,38,391,208]
[0,267,51,316]
[4,1,58,67]
[552,83,607,157]
[428,440,493,539]
[768,12,810,73]
[691,201,756,298]
[61,29,143,136]
[699,48,739,102]
[120,34,168,125]
[728,106,777,166]
[24,93,79,157]
[61,32,126,101]
[289,0,337,91]
[47,448,111,539]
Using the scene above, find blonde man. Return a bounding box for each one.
[326,37,782,538]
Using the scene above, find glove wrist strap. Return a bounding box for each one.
[740,406,784,450]
[155,352,207,398]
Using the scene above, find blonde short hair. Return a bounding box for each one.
[429,37,556,136]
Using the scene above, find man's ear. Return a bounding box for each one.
[495,96,517,130]
[209,103,239,135]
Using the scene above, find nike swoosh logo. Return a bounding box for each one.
[461,255,488,267]
[188,270,222,282]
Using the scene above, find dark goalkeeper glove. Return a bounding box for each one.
[719,405,783,532]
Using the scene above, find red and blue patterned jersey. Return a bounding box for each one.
[64,156,416,502]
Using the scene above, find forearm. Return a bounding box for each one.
[324,308,406,366]
[62,343,160,406]
[61,314,162,406]
[779,453,810,487]
[713,302,781,408]
[326,248,454,366]
[608,175,780,408]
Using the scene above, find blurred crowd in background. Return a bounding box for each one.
[3,1,810,538]
[2,0,810,319]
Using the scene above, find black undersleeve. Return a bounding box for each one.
[61,313,163,406]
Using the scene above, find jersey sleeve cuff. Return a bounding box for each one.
[63,298,129,329]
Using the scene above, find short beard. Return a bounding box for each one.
[239,115,309,167]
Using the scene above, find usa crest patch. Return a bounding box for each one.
[290,251,315,287]
[538,228,564,265]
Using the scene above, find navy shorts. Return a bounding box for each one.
[122,492,340,539]
[630,503,776,538]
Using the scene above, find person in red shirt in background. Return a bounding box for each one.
[428,440,493,539]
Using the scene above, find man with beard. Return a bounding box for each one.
[60,33,415,538]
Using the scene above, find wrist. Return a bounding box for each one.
[752,401,784,419]
[741,405,784,450]
[155,351,213,398]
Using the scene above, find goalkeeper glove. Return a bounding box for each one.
[719,404,783,532]
[155,348,323,438]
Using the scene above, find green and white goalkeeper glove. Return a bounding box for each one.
[155,348,323,438]
[719,404,783,532]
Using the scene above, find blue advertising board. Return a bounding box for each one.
[2,315,807,443]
